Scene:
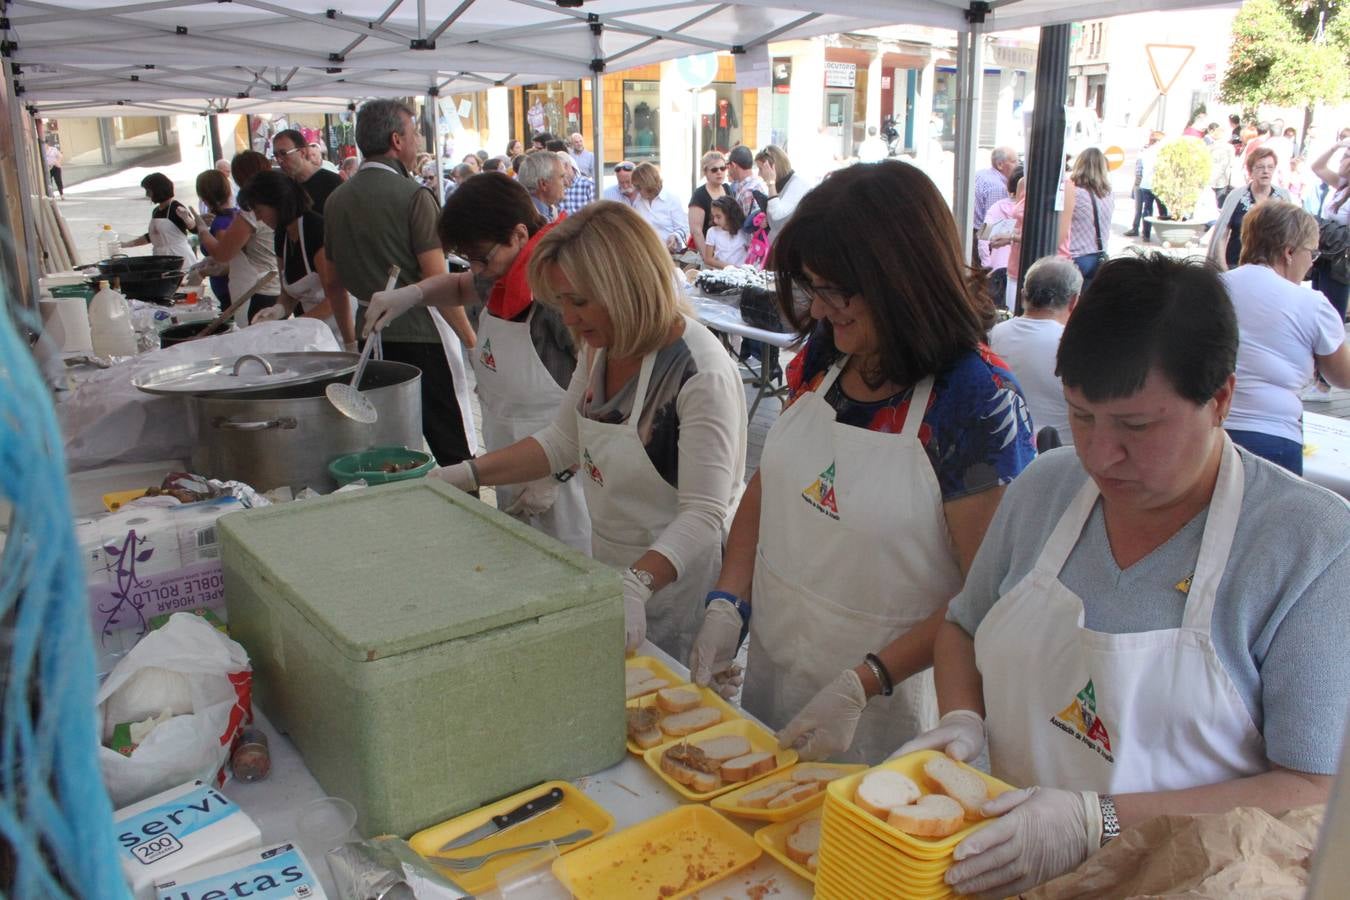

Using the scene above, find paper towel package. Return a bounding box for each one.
[154,841,327,900]
[114,779,263,900]
[219,479,626,836]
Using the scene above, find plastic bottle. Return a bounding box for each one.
[89,280,136,357]
[96,224,121,260]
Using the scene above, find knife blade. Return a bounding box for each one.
[437,786,565,852]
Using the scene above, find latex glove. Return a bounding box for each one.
[250,304,287,325]
[429,461,477,492]
[891,709,986,763]
[363,283,423,338]
[688,597,744,695]
[777,668,867,761]
[622,568,653,655]
[504,477,558,517]
[947,787,1100,898]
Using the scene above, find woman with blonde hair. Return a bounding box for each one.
[755,144,813,240]
[1057,147,1115,287]
[1208,145,1291,271]
[429,201,748,660]
[631,163,690,252]
[689,150,731,259]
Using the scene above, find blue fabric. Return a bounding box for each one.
[1227,428,1303,475]
[1072,251,1107,288]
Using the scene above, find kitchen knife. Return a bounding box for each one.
[437,787,565,852]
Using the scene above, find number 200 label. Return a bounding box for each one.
[132,834,183,864]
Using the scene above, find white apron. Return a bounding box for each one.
[975,436,1267,793]
[149,214,197,271]
[470,306,591,554]
[743,361,963,763]
[282,217,353,345]
[576,348,720,662]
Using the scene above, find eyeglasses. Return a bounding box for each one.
[274,145,304,159]
[795,279,855,311]
[460,243,500,267]
[1303,246,1322,262]
[614,163,635,172]
[706,165,728,173]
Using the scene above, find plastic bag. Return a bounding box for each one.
[96,612,252,808]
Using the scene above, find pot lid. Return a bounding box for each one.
[132,351,359,396]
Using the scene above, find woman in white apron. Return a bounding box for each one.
[687,161,1036,764]
[900,254,1345,898]
[193,151,280,323]
[412,201,748,661]
[238,171,356,348]
[122,172,198,271]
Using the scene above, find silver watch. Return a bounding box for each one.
[627,567,655,591]
[1099,794,1120,846]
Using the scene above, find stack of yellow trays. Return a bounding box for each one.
[814,751,1014,900]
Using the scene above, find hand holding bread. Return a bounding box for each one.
[777,668,867,761]
[851,755,997,840]
[893,708,987,763]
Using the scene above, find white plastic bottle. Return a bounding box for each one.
[89,280,137,357]
[97,224,121,259]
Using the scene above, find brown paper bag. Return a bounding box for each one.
[1024,805,1324,900]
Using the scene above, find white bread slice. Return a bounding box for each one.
[767,781,821,809]
[721,751,777,783]
[854,770,921,819]
[660,752,721,792]
[791,766,843,785]
[887,794,965,838]
[659,706,722,737]
[625,676,670,700]
[786,819,821,866]
[625,666,654,687]
[692,734,753,762]
[655,686,703,714]
[806,853,818,873]
[633,727,665,749]
[734,781,793,809]
[923,755,990,821]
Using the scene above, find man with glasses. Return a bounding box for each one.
[602,160,641,206]
[519,150,567,222]
[271,129,343,214]
[558,152,595,215]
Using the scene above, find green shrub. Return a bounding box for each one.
[1152,138,1212,220]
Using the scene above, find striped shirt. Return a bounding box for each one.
[973,167,1010,230]
[1064,184,1114,258]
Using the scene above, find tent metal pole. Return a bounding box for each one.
[591,19,605,181]
[1016,23,1071,314]
[428,91,444,203]
[953,5,986,262]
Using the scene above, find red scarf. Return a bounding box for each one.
[486,214,564,319]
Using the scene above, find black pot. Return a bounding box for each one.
[89,269,185,303]
[94,255,185,276]
[159,322,215,347]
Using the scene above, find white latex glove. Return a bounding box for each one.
[688,597,744,696]
[891,709,987,762]
[504,477,559,517]
[947,786,1100,898]
[363,282,424,338]
[777,668,867,761]
[250,304,287,324]
[622,568,653,654]
[429,461,477,492]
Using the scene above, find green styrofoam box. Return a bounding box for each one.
[218,479,625,837]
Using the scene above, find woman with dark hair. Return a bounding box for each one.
[1057,148,1114,288]
[122,172,198,269]
[193,169,237,307]
[901,253,1347,898]
[506,139,524,159]
[238,171,355,348]
[362,173,590,552]
[1208,145,1292,270]
[193,150,280,324]
[688,161,1035,763]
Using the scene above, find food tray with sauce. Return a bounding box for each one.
[754,809,821,883]
[552,804,760,900]
[641,718,798,802]
[408,780,612,896]
[711,762,865,821]
[625,684,743,754]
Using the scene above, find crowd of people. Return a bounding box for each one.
[121,97,1350,896]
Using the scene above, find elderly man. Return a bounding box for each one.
[271,128,343,213]
[338,156,359,181]
[444,163,476,201]
[308,141,341,174]
[568,132,596,179]
[518,150,566,222]
[726,145,766,221]
[974,146,1019,263]
[214,158,232,179]
[558,152,595,215]
[601,160,640,207]
[324,98,477,468]
[988,256,1080,447]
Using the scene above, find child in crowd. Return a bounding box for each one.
[702,195,750,268]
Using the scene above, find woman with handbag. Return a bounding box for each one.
[1057,148,1114,289]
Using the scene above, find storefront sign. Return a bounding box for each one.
[773,59,792,94]
[824,61,856,89]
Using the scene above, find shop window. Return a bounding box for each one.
[770,58,791,148]
[436,93,489,161]
[524,81,582,139]
[698,84,742,154]
[623,80,660,164]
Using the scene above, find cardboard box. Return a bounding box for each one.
[154,842,326,900]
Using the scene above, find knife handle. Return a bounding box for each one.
[493,787,564,829]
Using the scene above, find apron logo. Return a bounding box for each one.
[1050,678,1114,763]
[801,462,840,520]
[583,449,604,486]
[479,338,497,372]
[1175,573,1193,594]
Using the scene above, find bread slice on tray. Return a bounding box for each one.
[721,751,776,783]
[692,734,753,762]
[923,755,990,820]
[625,677,670,700]
[660,754,720,793]
[766,781,821,809]
[791,766,843,785]
[659,706,722,737]
[854,770,921,818]
[735,781,793,809]
[786,819,822,866]
[887,793,965,838]
[655,686,703,714]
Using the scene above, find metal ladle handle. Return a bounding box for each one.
[232,354,274,376]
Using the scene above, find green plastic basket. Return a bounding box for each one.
[328,446,435,486]
[50,284,95,302]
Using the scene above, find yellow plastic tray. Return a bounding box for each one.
[826,750,1014,856]
[815,863,956,900]
[408,780,613,896]
[625,655,686,699]
[625,684,743,754]
[754,809,820,883]
[103,488,148,511]
[642,718,799,801]
[552,804,761,900]
[819,818,953,888]
[712,762,865,821]
[822,793,955,870]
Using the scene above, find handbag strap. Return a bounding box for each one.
[1090,190,1104,252]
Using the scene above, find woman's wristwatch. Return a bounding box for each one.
[1099,794,1120,846]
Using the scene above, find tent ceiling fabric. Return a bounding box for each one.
[5,0,1235,114]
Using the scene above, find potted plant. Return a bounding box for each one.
[1147,137,1213,246]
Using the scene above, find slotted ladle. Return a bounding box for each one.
[325,265,400,423]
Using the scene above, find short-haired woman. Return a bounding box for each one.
[417,201,748,660]
[688,151,730,259]
[688,161,1035,763]
[1220,200,1350,472]
[193,169,237,308]
[122,172,198,269]
[755,145,813,243]
[237,171,356,348]
[193,150,281,324]
[631,163,690,252]
[902,253,1348,898]
[1208,145,1292,270]
[1057,148,1114,288]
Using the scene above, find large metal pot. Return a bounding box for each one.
[185,360,423,493]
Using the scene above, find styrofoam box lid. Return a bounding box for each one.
[217,480,619,662]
